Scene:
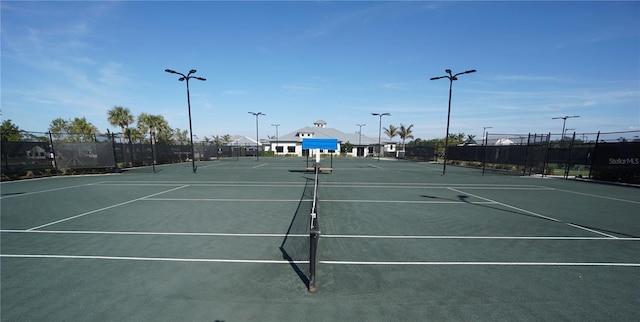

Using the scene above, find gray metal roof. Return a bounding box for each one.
[278,125,381,145]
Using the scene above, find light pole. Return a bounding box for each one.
[430,68,476,175]
[371,113,390,161]
[165,68,206,173]
[249,112,265,161]
[271,123,280,155]
[552,115,580,140]
[356,124,366,156]
[483,126,493,146]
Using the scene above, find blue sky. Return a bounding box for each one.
[2,1,639,141]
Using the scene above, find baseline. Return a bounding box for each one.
[1,254,637,267]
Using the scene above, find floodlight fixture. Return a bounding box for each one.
[371,113,390,161]
[165,68,207,173]
[429,68,477,175]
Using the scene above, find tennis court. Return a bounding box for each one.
[2,158,639,321]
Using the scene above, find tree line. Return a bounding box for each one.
[2,109,479,148]
[0,106,233,146]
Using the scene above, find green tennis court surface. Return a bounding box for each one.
[2,158,639,321]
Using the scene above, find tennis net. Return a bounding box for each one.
[308,165,320,292]
[279,164,321,292]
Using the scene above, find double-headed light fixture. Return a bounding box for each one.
[371,113,390,161]
[552,115,580,140]
[249,112,266,161]
[165,68,206,173]
[430,69,476,175]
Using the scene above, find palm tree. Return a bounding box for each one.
[448,132,466,146]
[138,113,170,144]
[466,134,476,145]
[384,124,398,141]
[107,106,134,140]
[126,128,144,144]
[222,134,232,145]
[107,106,134,166]
[398,124,414,150]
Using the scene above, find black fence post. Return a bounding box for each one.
[542,132,552,177]
[150,130,156,173]
[48,131,58,175]
[588,131,601,179]
[564,132,576,178]
[482,132,489,175]
[523,133,532,176]
[110,132,118,170]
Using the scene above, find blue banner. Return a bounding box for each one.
[302,138,338,150]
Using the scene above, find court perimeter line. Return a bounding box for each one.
[0,254,302,264]
[448,187,618,239]
[320,260,640,267]
[140,198,493,204]
[0,230,304,237]
[252,163,268,168]
[1,254,637,267]
[26,185,190,231]
[143,198,311,202]
[97,182,305,187]
[3,230,638,240]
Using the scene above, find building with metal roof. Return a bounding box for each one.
[269,120,397,157]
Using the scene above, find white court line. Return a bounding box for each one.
[324,234,639,241]
[319,185,550,190]
[0,230,304,237]
[320,260,640,267]
[96,182,305,187]
[142,198,492,204]
[252,163,268,168]
[196,163,221,169]
[325,199,497,204]
[143,198,310,202]
[549,188,640,204]
[95,181,547,189]
[3,230,638,240]
[1,254,637,267]
[0,182,103,199]
[26,185,190,231]
[448,187,618,239]
[0,254,301,264]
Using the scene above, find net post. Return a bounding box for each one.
[308,225,320,292]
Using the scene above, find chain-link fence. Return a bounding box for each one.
[444,130,639,183]
[404,144,438,162]
[1,131,258,180]
[3,130,639,183]
[1,132,117,177]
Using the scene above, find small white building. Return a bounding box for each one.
[269,120,396,157]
